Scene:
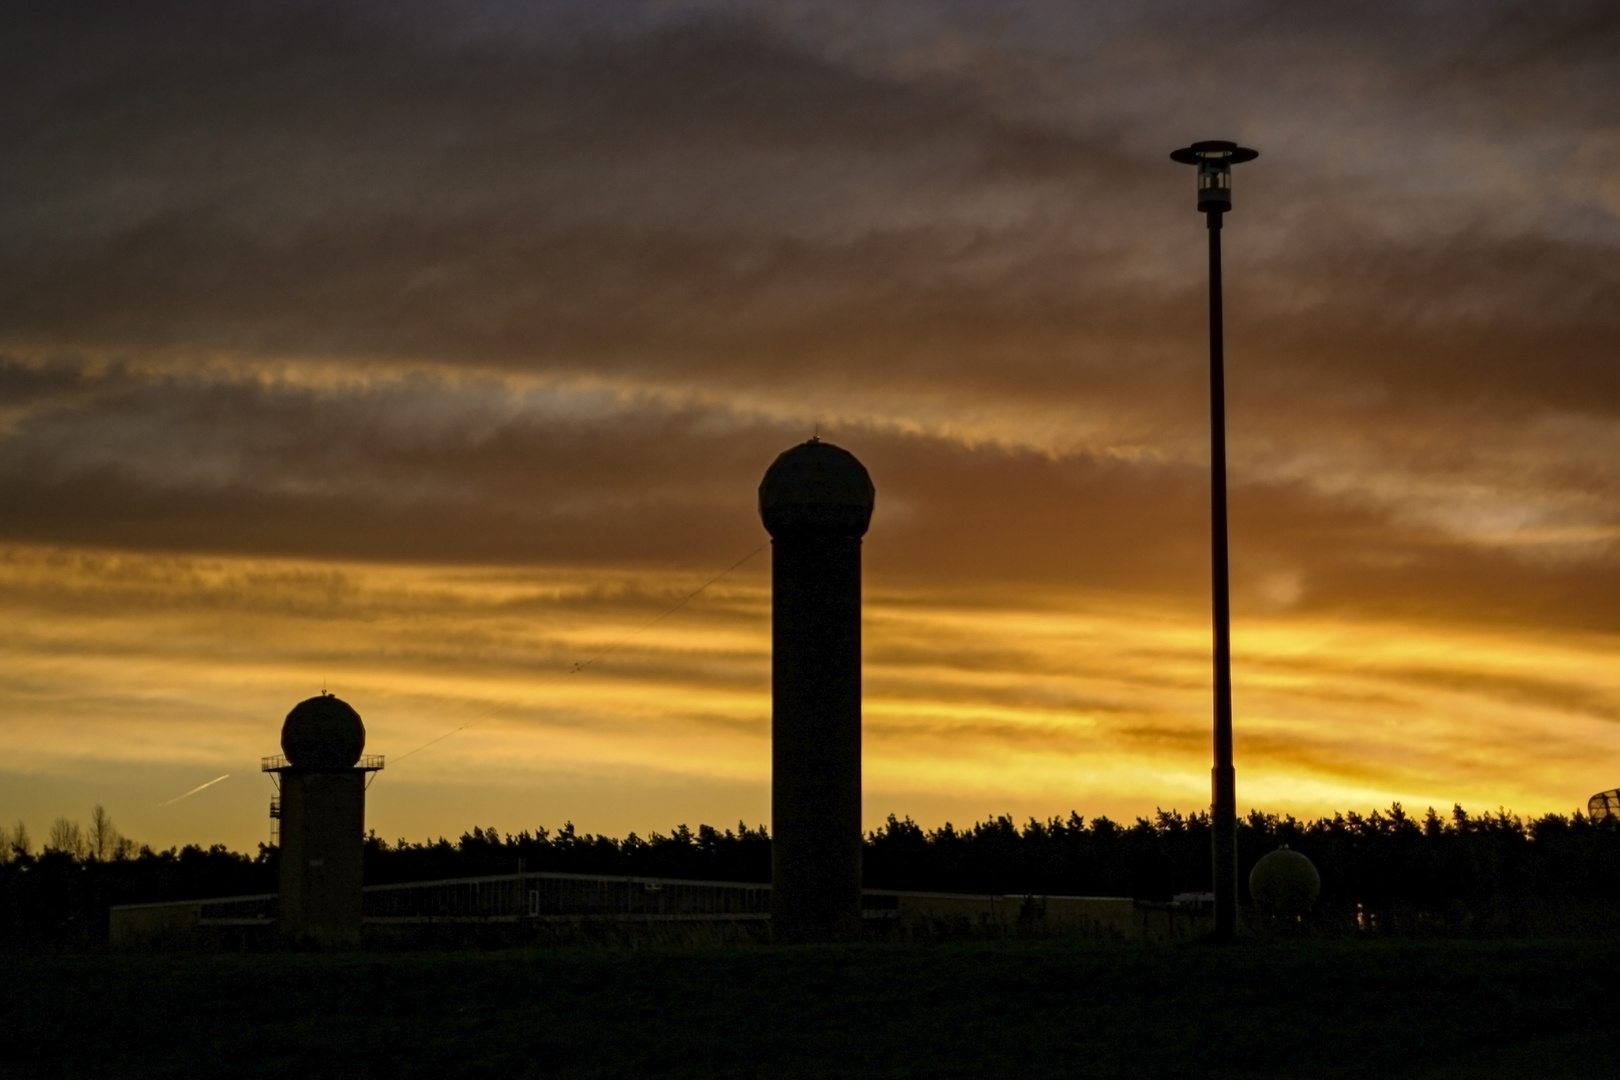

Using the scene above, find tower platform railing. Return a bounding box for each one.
[261,753,384,772]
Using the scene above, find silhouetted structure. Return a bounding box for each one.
[81,802,1620,950]
[1589,789,1619,823]
[1248,845,1320,917]
[1170,139,1259,942]
[759,438,875,943]
[262,694,382,946]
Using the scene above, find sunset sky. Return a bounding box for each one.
[4,1,1620,854]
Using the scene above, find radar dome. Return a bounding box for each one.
[759,438,875,538]
[1248,846,1321,916]
[280,694,366,768]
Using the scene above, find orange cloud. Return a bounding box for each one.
[3,543,1616,851]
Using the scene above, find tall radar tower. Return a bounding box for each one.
[759,438,875,943]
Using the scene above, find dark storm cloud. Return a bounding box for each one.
[0,4,1167,394]
[1,0,1613,411]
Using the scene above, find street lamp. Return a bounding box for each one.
[1170,139,1259,943]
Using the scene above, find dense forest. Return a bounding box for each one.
[4,803,1618,947]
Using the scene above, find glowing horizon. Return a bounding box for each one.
[4,542,1615,852]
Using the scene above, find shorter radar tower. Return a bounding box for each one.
[262,693,383,947]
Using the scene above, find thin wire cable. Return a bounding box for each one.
[569,544,764,674]
[388,544,766,766]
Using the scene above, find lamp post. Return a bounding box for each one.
[1170,139,1258,943]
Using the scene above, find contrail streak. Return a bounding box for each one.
[157,774,230,807]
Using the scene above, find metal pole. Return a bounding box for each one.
[1207,208,1238,942]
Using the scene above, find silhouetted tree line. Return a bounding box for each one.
[342,803,1620,934]
[362,821,774,885]
[5,803,1618,947]
[864,803,1620,934]
[0,808,271,950]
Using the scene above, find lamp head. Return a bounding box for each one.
[1170,141,1259,213]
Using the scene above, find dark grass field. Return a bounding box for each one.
[5,938,1616,1079]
